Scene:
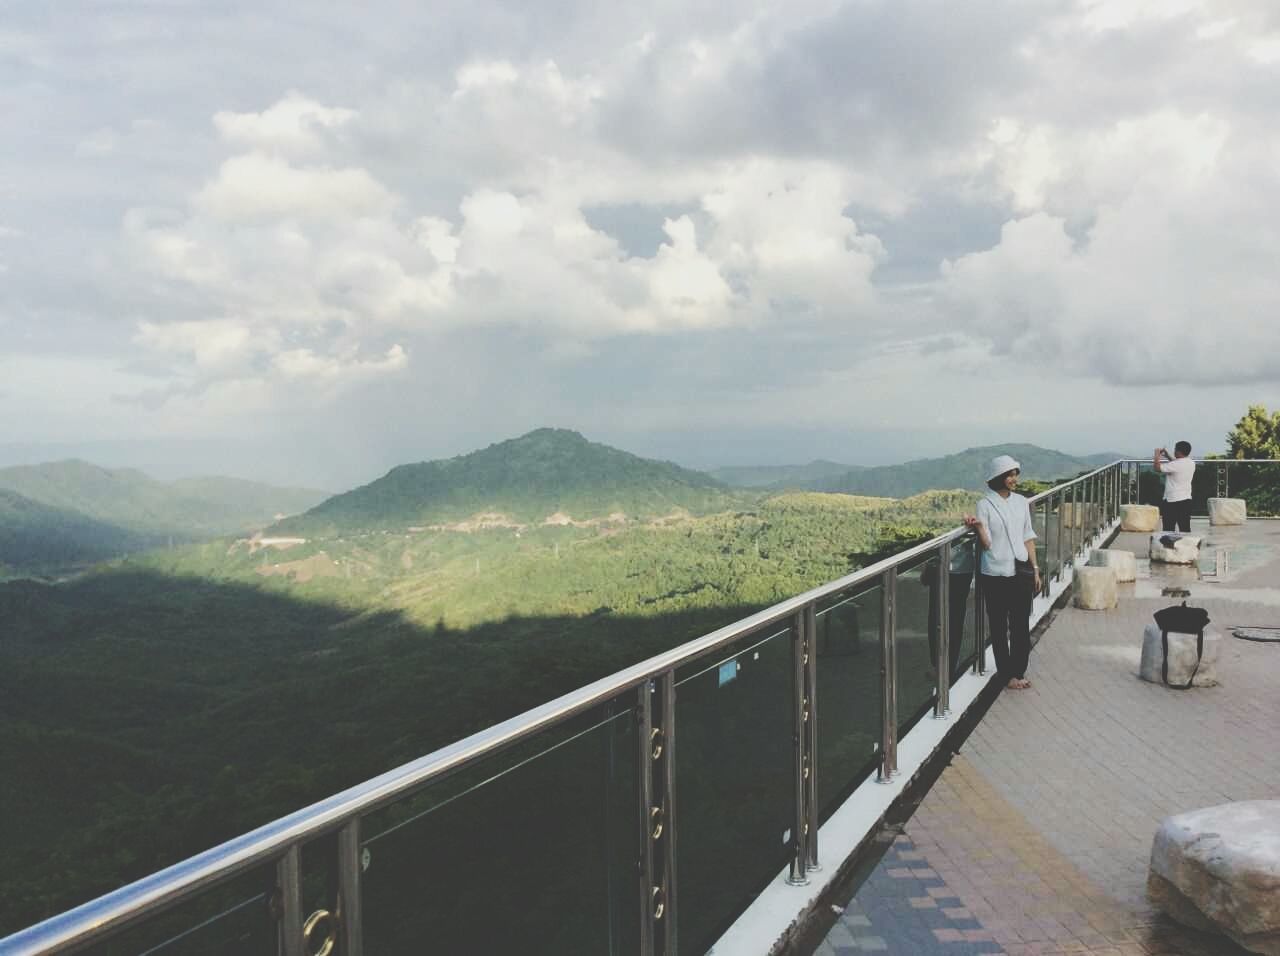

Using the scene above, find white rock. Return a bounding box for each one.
[1074,565,1117,610]
[1208,497,1247,525]
[1148,801,1280,955]
[1150,533,1201,564]
[1121,504,1160,532]
[1139,622,1220,687]
[1090,549,1136,583]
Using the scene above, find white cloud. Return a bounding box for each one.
[194,152,396,222]
[7,0,1280,469]
[213,92,356,157]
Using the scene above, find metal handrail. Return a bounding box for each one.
[1,525,974,955]
[6,457,1277,954]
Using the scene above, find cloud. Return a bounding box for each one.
[6,0,1280,477]
[212,92,356,157]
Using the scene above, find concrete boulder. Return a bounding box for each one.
[1148,801,1280,955]
[1208,498,1247,526]
[1121,504,1160,532]
[1150,534,1201,565]
[1139,622,1220,687]
[1074,565,1117,610]
[1090,549,1136,583]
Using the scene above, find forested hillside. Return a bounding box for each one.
[0,460,327,539]
[0,489,149,575]
[0,487,974,932]
[793,443,1126,497]
[272,428,740,537]
[0,461,329,576]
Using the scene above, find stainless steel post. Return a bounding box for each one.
[788,612,809,886]
[637,681,656,956]
[933,543,950,719]
[276,846,303,956]
[1055,491,1064,581]
[973,549,986,676]
[804,604,819,872]
[877,568,898,781]
[659,671,677,956]
[337,820,362,956]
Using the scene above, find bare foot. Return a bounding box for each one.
[1006,678,1022,690]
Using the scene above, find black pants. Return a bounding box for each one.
[927,573,972,682]
[1161,499,1192,532]
[981,573,1032,681]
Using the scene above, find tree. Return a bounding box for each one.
[1226,405,1280,459]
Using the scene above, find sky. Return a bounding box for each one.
[2,0,1279,490]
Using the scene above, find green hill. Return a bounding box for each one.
[0,489,149,576]
[0,460,328,541]
[789,443,1125,498]
[271,428,739,537]
[709,459,858,488]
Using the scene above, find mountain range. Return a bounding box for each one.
[0,461,327,575]
[270,428,739,537]
[782,443,1128,498]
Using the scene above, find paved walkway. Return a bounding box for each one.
[816,519,1280,956]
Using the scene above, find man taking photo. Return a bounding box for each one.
[1154,441,1195,532]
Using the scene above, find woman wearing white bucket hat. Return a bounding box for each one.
[963,454,1040,690]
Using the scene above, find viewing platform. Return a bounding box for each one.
[3,460,1277,956]
[812,517,1280,956]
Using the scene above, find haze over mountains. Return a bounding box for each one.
[0,461,327,575]
[772,443,1127,498]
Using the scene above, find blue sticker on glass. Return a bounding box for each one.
[718,660,739,686]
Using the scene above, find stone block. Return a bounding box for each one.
[1208,497,1247,525]
[1148,800,1280,955]
[1090,548,1136,583]
[1073,565,1117,610]
[1121,503,1160,532]
[1139,622,1220,687]
[1150,533,1201,564]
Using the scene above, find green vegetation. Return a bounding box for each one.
[0,489,151,576]
[0,461,328,577]
[0,481,974,934]
[791,443,1125,497]
[271,428,741,538]
[1224,405,1280,514]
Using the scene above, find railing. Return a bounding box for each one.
[4,459,1276,956]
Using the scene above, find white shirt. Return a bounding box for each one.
[1161,456,1195,502]
[976,490,1036,577]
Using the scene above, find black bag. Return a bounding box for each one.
[1152,602,1211,689]
[1014,559,1036,580]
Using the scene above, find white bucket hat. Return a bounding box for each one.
[986,454,1021,482]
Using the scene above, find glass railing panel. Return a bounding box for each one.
[76,866,276,956]
[358,698,640,955]
[1031,498,1047,585]
[948,540,979,681]
[814,582,882,821]
[674,624,794,955]
[894,555,939,734]
[1043,494,1060,583]
[1226,460,1280,515]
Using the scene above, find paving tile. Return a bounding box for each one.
[811,521,1280,956]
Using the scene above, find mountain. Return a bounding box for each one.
[0,489,151,575]
[0,460,328,540]
[787,444,1126,498]
[709,459,859,488]
[272,428,737,537]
